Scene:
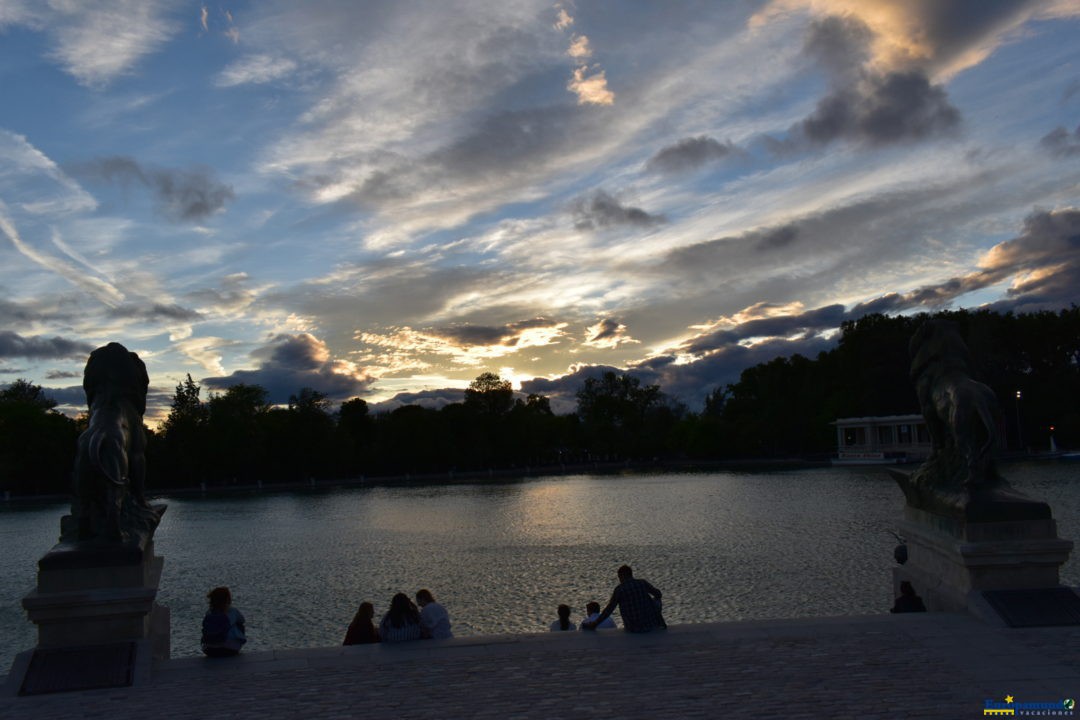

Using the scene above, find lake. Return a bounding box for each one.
[2,462,1076,670]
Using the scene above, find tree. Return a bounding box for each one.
[464,372,514,416]
[575,372,666,458]
[161,374,208,487]
[0,378,58,410]
[205,384,271,483]
[0,379,77,494]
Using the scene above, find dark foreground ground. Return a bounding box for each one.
[2,612,1077,719]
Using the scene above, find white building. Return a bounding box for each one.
[832,414,932,465]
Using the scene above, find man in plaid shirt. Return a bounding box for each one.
[581,565,666,633]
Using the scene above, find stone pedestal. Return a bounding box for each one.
[892,505,1074,622]
[21,534,170,660]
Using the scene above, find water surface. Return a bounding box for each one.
[1,463,1075,669]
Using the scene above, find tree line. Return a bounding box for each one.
[2,307,1077,496]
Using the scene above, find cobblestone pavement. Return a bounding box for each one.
[2,613,1077,719]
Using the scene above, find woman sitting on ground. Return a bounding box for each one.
[343,601,380,645]
[549,603,575,631]
[201,586,247,657]
[379,593,423,642]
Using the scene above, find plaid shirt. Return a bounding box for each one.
[596,578,664,632]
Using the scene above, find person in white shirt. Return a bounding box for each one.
[580,600,616,630]
[416,588,453,639]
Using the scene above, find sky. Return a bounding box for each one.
[1,0,1080,424]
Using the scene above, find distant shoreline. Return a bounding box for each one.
[5,454,1063,506]
[1,457,832,505]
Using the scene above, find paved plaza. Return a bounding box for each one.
[2,612,1077,719]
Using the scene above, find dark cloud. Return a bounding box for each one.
[41,385,88,407]
[680,304,846,356]
[203,333,372,405]
[0,367,27,375]
[108,302,204,322]
[45,369,82,380]
[794,71,960,147]
[77,156,235,222]
[571,190,664,231]
[429,318,559,348]
[0,331,93,360]
[520,364,639,415]
[1040,125,1080,158]
[908,0,1041,77]
[646,136,737,174]
[803,15,872,80]
[588,319,621,343]
[646,335,835,409]
[849,208,1080,315]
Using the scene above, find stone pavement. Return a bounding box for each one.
[1,612,1077,719]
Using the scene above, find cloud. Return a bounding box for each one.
[38,0,177,87]
[677,304,847,357]
[187,273,263,317]
[0,331,94,360]
[45,369,82,380]
[78,156,234,222]
[107,302,204,322]
[567,34,591,60]
[203,333,372,405]
[357,318,569,370]
[0,207,126,306]
[215,54,298,87]
[571,190,664,230]
[847,208,1080,315]
[554,6,574,31]
[583,318,639,349]
[792,70,960,148]
[567,65,615,106]
[751,1,1068,80]
[368,388,467,414]
[174,336,236,375]
[1040,125,1080,158]
[646,136,738,174]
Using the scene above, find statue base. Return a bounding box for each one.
[6,507,170,695]
[892,505,1075,625]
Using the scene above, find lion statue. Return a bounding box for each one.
[909,319,1002,490]
[64,342,162,544]
[893,320,1048,521]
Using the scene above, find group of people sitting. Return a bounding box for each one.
[551,565,666,633]
[200,565,665,657]
[342,588,453,644]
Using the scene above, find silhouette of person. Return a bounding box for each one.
[581,600,616,630]
[343,601,380,645]
[416,588,453,639]
[201,586,247,657]
[890,580,927,613]
[550,603,576,631]
[582,565,666,632]
[379,592,423,642]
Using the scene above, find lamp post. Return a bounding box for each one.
[1015,390,1023,451]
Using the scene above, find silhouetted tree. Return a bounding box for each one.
[0,379,77,495]
[464,372,514,416]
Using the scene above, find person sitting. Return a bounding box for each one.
[343,601,380,645]
[580,600,616,630]
[379,592,423,642]
[201,586,247,657]
[416,588,453,639]
[890,581,928,613]
[581,564,666,633]
[549,603,576,631]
